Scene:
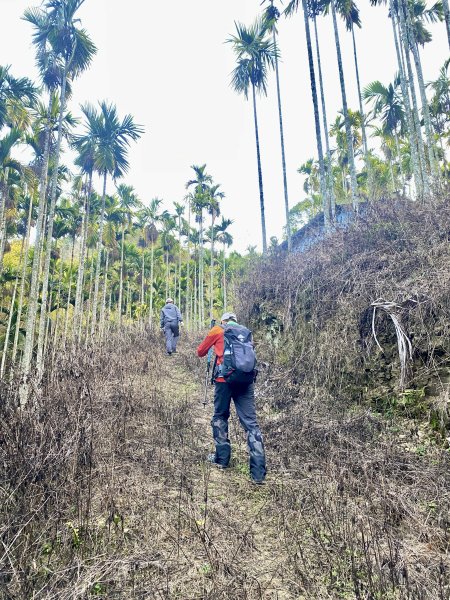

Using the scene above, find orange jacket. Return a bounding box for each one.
[197,325,225,382]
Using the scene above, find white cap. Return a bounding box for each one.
[221,311,237,321]
[166,298,174,303]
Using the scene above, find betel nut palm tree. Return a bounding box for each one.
[285,0,330,227]
[74,101,143,335]
[227,19,277,254]
[261,1,292,252]
[21,0,96,393]
[186,164,212,325]
[138,197,163,326]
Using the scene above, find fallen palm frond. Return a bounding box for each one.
[371,298,414,389]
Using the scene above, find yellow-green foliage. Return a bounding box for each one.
[3,240,24,272]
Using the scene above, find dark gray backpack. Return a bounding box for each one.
[222,324,256,384]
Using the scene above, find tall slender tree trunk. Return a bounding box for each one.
[209,213,216,319]
[141,251,145,306]
[85,252,95,343]
[390,1,422,199]
[1,262,21,378]
[222,244,227,310]
[193,260,198,329]
[63,235,76,345]
[251,83,268,254]
[178,220,182,309]
[198,211,204,325]
[36,71,68,379]
[118,222,125,326]
[149,241,154,327]
[50,253,64,364]
[20,94,53,404]
[330,0,358,210]
[74,173,92,342]
[1,278,18,378]
[186,198,191,328]
[11,192,34,369]
[351,24,373,200]
[100,250,109,337]
[394,130,405,191]
[91,171,108,334]
[442,0,450,49]
[302,0,329,228]
[396,6,430,198]
[313,14,335,221]
[165,247,169,300]
[0,171,9,275]
[271,26,291,251]
[403,0,439,183]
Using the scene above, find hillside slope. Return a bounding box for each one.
[1,200,449,599]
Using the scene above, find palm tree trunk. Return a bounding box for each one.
[50,253,64,364]
[390,1,423,199]
[73,173,91,341]
[149,241,154,327]
[100,250,109,337]
[1,271,20,378]
[193,260,198,329]
[141,251,145,306]
[330,0,358,210]
[11,192,34,369]
[0,173,9,275]
[403,1,439,184]
[186,199,191,328]
[209,213,215,319]
[91,170,108,334]
[178,221,182,309]
[251,83,268,253]
[272,27,291,251]
[127,279,131,321]
[223,243,227,310]
[442,0,450,49]
[63,235,76,345]
[394,130,405,191]
[351,24,373,200]
[118,222,124,326]
[198,210,204,325]
[301,0,330,228]
[20,93,53,404]
[36,70,68,379]
[85,252,95,343]
[313,14,335,221]
[165,247,169,300]
[397,8,430,198]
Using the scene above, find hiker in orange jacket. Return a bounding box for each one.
[197,312,266,484]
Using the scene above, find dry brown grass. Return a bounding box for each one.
[233,198,450,599]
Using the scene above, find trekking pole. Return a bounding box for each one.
[202,319,216,407]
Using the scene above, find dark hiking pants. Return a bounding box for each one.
[211,381,266,482]
[164,322,179,353]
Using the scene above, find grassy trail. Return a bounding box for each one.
[109,341,293,599]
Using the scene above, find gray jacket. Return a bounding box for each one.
[160,303,182,328]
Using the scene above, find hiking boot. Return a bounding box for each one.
[206,453,228,469]
[250,477,266,486]
[166,351,172,356]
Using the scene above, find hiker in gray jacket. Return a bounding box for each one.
[160,298,183,355]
